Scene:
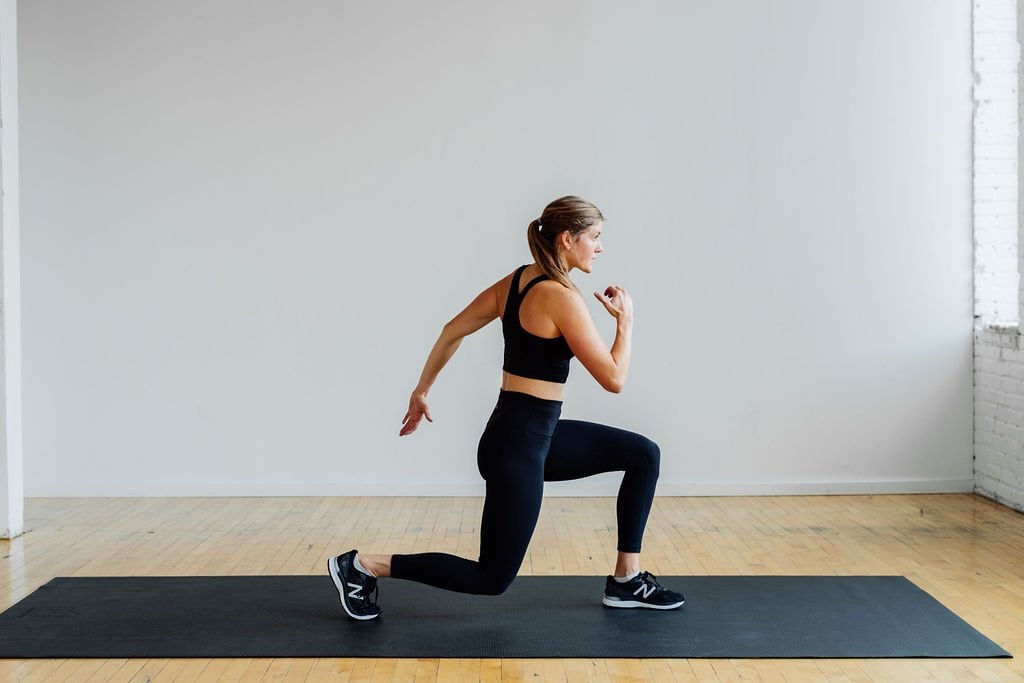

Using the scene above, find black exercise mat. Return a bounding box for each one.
[0,575,1010,659]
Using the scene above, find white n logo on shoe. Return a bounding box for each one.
[634,582,656,599]
[347,582,364,600]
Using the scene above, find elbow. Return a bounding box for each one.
[440,320,464,342]
[587,361,627,393]
[603,377,625,394]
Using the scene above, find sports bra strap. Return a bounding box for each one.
[518,274,548,299]
[511,265,527,289]
[507,266,547,311]
[506,265,527,311]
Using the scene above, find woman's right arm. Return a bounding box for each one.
[549,285,634,393]
[400,279,503,436]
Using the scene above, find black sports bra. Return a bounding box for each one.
[501,265,574,383]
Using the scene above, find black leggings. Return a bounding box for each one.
[390,389,660,595]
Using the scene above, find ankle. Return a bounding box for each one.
[614,551,641,579]
[358,554,391,578]
[352,553,375,577]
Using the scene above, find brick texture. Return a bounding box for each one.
[973,0,1024,511]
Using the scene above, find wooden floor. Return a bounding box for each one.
[0,493,1022,681]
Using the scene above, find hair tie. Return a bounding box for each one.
[537,219,544,231]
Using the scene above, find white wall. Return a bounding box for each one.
[0,0,22,536]
[20,0,974,497]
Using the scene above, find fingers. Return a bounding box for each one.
[595,286,623,299]
[400,405,433,436]
[594,283,633,321]
[400,415,421,436]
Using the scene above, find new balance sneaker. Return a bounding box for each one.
[602,571,685,609]
[328,549,381,620]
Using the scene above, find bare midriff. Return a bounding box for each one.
[501,370,565,402]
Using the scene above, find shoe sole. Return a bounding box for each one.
[602,595,685,610]
[328,556,380,621]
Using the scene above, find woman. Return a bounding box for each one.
[329,195,684,620]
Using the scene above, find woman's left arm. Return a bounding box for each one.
[400,281,501,436]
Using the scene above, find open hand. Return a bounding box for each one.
[400,392,433,436]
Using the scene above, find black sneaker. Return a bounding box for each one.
[602,571,685,610]
[328,549,381,620]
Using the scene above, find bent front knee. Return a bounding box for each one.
[639,438,661,478]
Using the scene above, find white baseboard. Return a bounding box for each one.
[651,479,975,496]
[28,477,975,498]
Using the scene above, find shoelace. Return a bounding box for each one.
[361,576,380,608]
[637,571,666,594]
[345,565,381,610]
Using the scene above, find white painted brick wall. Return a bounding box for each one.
[975,329,1024,510]
[975,0,1019,325]
[973,0,1024,512]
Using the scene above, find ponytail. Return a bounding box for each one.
[526,196,603,291]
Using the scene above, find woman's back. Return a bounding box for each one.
[499,265,574,385]
[496,264,563,339]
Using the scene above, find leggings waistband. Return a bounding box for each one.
[486,389,563,436]
[496,389,563,407]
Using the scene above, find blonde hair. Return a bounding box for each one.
[526,195,604,290]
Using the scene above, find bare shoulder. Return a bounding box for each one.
[537,280,586,317]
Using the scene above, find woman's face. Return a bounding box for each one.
[565,222,604,273]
